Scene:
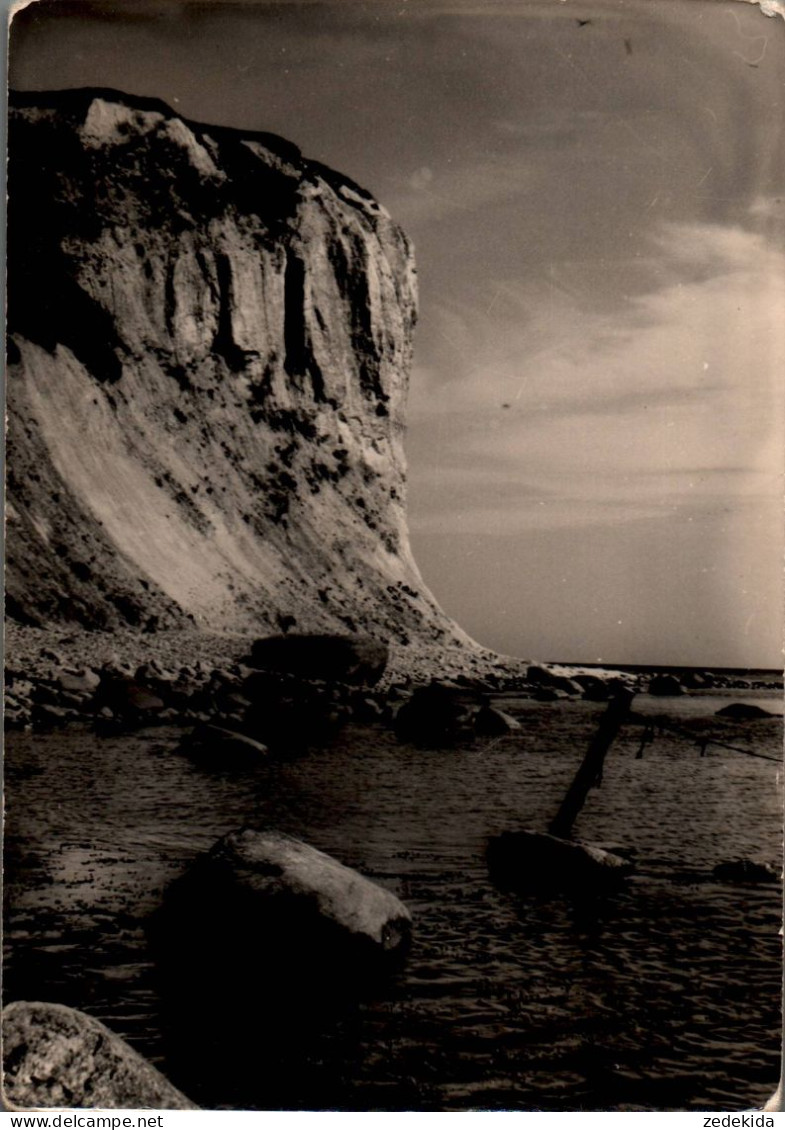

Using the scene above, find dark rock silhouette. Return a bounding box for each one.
[177,722,268,765]
[249,633,388,685]
[574,674,612,701]
[156,828,411,992]
[647,674,683,696]
[474,703,521,736]
[527,665,583,695]
[93,671,165,725]
[151,828,411,1105]
[242,670,347,753]
[681,670,715,689]
[487,830,635,893]
[2,1001,197,1109]
[532,686,561,702]
[394,681,478,747]
[715,702,773,720]
[712,859,779,884]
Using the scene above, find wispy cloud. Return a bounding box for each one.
[384,152,540,226]
[407,219,785,536]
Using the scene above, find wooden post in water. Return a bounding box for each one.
[548,687,635,840]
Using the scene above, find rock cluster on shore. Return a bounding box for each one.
[1,648,591,743]
[6,632,778,742]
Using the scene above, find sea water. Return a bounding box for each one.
[4,693,781,1111]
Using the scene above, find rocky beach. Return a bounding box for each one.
[4,86,783,1113]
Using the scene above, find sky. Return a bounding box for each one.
[10,0,785,667]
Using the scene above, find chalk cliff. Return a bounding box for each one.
[6,88,486,669]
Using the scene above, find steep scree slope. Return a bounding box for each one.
[6,88,486,667]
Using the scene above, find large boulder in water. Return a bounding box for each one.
[713,859,779,884]
[394,680,477,747]
[154,830,411,1105]
[487,830,635,893]
[248,634,388,686]
[474,703,521,736]
[178,723,269,766]
[715,702,773,720]
[242,671,347,753]
[2,1001,197,1109]
[159,829,412,992]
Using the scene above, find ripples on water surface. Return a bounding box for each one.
[4,694,782,1111]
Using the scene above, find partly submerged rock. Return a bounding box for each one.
[532,686,560,702]
[715,702,774,720]
[712,859,780,884]
[474,704,521,736]
[159,828,412,992]
[487,830,635,893]
[394,681,477,747]
[154,829,411,1105]
[2,1000,197,1109]
[178,722,268,766]
[242,672,347,753]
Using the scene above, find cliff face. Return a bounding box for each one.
[6,88,479,660]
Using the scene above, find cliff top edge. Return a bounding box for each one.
[9,85,383,213]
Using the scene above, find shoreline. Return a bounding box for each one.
[5,622,781,738]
